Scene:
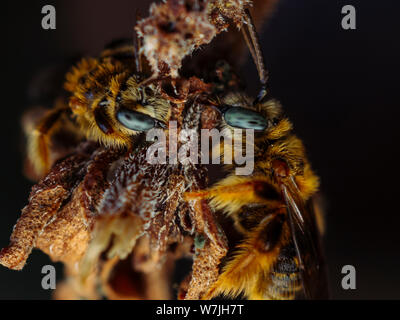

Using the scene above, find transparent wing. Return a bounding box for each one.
[280,177,329,299]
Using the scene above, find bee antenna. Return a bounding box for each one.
[134,10,143,74]
[254,86,268,105]
[242,8,269,104]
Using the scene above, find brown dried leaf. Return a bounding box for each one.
[0,143,96,270]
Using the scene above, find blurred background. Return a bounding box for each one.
[0,0,399,299]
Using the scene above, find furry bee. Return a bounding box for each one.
[185,9,329,300]
[27,38,170,178]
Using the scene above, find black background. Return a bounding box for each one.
[0,0,399,299]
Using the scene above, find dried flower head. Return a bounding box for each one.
[135,0,269,78]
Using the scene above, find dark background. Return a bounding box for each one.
[0,0,399,299]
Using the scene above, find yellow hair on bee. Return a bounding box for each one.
[295,162,320,200]
[25,100,76,178]
[256,135,306,175]
[255,99,293,141]
[265,118,292,141]
[185,175,281,215]
[109,73,129,98]
[84,114,131,148]
[65,58,128,110]
[27,131,50,177]
[203,214,290,300]
[64,58,98,93]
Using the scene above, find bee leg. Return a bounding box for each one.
[26,103,70,178]
[202,208,288,300]
[185,179,267,201]
[185,176,281,215]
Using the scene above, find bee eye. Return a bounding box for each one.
[116,108,156,131]
[224,107,268,131]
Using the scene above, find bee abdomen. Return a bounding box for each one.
[101,38,136,62]
[266,244,303,300]
[266,270,302,300]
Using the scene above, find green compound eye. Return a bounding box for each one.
[224,107,268,131]
[116,108,156,132]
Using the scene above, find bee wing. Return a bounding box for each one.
[281,177,329,299]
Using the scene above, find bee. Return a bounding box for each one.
[185,9,329,300]
[27,37,170,178]
[14,31,229,300]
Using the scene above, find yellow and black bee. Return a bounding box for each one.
[185,9,329,300]
[27,38,170,178]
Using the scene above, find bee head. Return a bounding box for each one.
[113,77,169,133]
[68,71,170,147]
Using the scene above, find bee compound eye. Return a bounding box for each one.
[116,108,156,132]
[224,107,268,131]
